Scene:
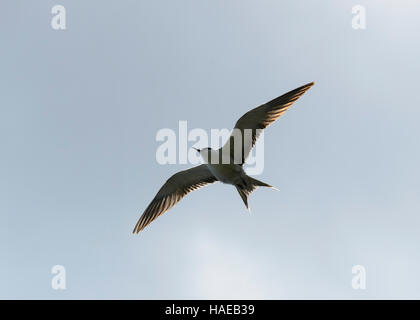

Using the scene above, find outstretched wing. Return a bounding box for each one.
[133,165,217,233]
[221,82,314,164]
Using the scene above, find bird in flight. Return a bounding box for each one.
[133,82,314,234]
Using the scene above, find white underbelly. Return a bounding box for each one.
[205,163,243,184]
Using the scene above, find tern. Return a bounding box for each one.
[133,82,314,233]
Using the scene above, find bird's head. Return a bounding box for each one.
[193,147,212,162]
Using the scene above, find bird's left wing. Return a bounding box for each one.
[133,164,217,233]
[221,82,314,164]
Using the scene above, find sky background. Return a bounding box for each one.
[2,0,420,299]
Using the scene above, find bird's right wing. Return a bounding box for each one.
[133,164,217,233]
[221,82,314,164]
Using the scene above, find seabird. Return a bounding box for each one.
[133,82,314,233]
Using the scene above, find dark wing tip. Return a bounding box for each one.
[132,220,141,234]
[294,82,315,93]
[299,81,315,90]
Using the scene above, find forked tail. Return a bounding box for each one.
[235,176,277,210]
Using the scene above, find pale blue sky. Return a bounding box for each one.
[2,0,420,299]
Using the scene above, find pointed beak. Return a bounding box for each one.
[193,147,200,152]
